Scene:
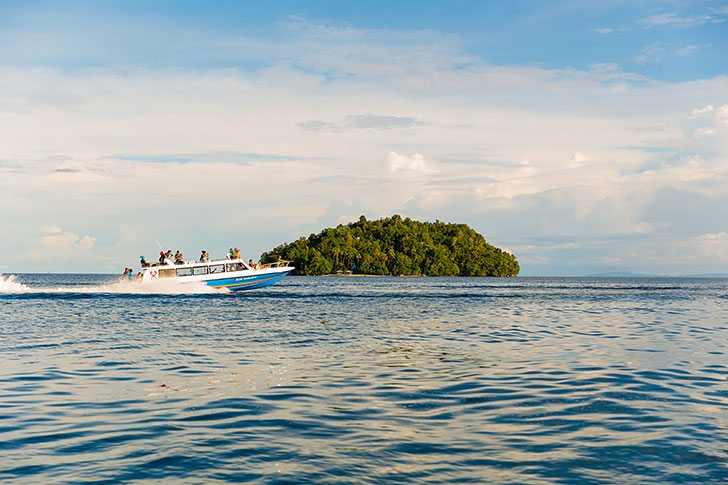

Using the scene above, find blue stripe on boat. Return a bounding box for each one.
[205,270,291,291]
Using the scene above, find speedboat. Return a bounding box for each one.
[140,258,294,291]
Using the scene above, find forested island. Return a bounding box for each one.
[261,215,519,277]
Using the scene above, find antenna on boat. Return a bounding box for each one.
[154,237,164,252]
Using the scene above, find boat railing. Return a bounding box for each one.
[257,260,292,269]
[144,258,292,270]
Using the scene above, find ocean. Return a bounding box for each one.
[0,274,726,483]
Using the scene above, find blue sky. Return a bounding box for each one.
[3,0,727,79]
[0,1,727,275]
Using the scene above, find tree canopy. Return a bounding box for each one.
[261,215,519,277]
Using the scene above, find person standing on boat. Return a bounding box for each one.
[200,250,209,262]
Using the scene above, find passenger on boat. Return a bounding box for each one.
[165,250,173,263]
[159,251,165,264]
[174,250,185,265]
[232,247,241,259]
[200,250,209,263]
[137,272,143,280]
[248,259,256,269]
[140,256,150,268]
[227,248,234,259]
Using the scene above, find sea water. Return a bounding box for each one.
[0,274,726,483]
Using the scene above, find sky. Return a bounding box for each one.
[0,0,727,275]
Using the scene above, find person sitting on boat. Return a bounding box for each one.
[159,251,165,264]
[248,259,256,270]
[174,250,185,265]
[140,256,150,268]
[227,248,234,259]
[200,250,209,262]
[165,250,173,264]
[232,247,241,259]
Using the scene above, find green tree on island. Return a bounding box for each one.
[261,215,519,277]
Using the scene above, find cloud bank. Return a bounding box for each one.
[0,16,727,275]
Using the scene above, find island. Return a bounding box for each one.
[261,215,519,276]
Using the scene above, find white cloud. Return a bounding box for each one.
[688,232,728,263]
[674,45,699,56]
[684,104,728,138]
[27,227,98,263]
[633,43,664,65]
[40,225,64,234]
[0,18,727,274]
[563,152,589,169]
[641,12,726,28]
[387,151,428,172]
[698,232,728,240]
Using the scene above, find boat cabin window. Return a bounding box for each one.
[192,266,208,276]
[176,268,193,277]
[159,269,175,278]
[226,263,244,272]
[209,264,224,274]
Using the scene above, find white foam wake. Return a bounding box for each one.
[0,274,229,295]
[0,274,31,293]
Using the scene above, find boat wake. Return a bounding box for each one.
[0,274,229,295]
[0,274,29,293]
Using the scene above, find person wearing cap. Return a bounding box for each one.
[140,256,149,268]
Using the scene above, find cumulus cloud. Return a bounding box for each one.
[28,227,97,262]
[698,231,728,240]
[387,151,428,172]
[683,104,728,138]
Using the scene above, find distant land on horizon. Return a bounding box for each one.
[584,271,728,278]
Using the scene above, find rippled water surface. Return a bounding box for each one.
[1,274,726,483]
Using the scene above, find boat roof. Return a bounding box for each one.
[143,258,251,271]
[142,258,293,272]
